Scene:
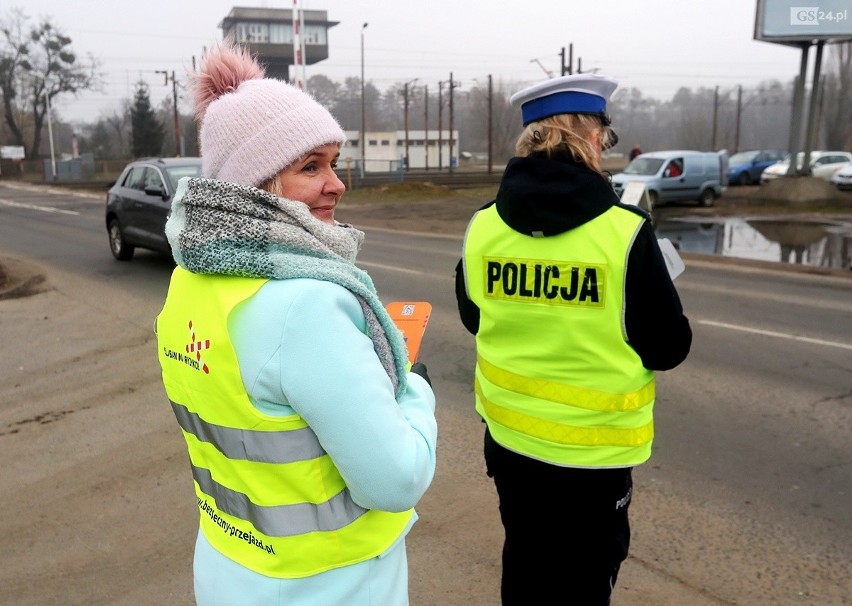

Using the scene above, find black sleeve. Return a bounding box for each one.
[454,257,480,334]
[624,221,692,370]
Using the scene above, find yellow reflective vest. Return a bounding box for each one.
[156,268,413,578]
[462,204,656,467]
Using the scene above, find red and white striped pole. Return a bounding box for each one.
[292,0,304,90]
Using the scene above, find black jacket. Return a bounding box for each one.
[454,151,692,371]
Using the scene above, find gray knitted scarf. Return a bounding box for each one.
[166,177,407,397]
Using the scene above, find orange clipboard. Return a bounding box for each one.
[386,301,432,364]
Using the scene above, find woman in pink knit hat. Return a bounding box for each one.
[155,39,437,606]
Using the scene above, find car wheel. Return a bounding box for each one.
[737,173,752,186]
[108,218,135,261]
[698,189,715,207]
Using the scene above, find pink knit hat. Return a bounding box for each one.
[193,40,346,188]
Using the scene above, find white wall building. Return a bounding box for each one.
[340,129,460,174]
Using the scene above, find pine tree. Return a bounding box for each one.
[130,82,164,158]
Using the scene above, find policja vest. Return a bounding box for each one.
[156,268,413,578]
[462,204,655,468]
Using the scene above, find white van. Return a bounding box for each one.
[611,150,727,207]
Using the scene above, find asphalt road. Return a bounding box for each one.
[1,181,850,605]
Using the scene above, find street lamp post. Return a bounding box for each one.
[487,74,493,174]
[156,70,182,157]
[360,22,368,180]
[38,70,58,180]
[45,90,57,180]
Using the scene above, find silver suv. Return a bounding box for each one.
[105,157,202,261]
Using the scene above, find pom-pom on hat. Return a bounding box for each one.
[510,73,618,126]
[193,39,346,188]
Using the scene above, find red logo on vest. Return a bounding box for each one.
[186,320,210,374]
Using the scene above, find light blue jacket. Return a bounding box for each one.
[192,277,438,606]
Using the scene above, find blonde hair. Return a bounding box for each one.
[259,174,285,197]
[515,114,613,174]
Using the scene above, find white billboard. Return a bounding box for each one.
[0,146,25,160]
[755,0,852,43]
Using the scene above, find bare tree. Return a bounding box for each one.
[306,73,340,111]
[463,78,520,162]
[0,8,99,159]
[608,88,665,157]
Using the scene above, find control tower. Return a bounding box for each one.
[219,7,338,81]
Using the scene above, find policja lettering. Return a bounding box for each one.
[484,256,605,306]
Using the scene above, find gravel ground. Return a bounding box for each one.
[1,177,850,605]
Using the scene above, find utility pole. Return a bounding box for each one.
[360,23,368,179]
[170,72,180,156]
[156,70,181,157]
[711,85,719,151]
[559,45,575,76]
[487,74,493,175]
[403,78,418,171]
[449,72,457,173]
[567,43,573,75]
[424,84,429,171]
[734,85,743,154]
[438,81,444,171]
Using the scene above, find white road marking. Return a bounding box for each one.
[0,198,79,215]
[699,319,852,351]
[357,260,426,276]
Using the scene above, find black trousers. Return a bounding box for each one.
[484,428,633,606]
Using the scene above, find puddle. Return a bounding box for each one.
[655,217,852,269]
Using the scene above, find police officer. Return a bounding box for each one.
[454,74,692,605]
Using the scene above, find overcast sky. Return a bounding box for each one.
[10,0,810,124]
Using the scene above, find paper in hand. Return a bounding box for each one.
[386,301,432,364]
[657,238,685,280]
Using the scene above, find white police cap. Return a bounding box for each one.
[510,73,618,126]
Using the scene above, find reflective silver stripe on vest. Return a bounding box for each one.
[191,465,367,537]
[172,401,369,536]
[171,401,325,463]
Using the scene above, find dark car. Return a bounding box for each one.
[726,149,786,186]
[105,157,202,260]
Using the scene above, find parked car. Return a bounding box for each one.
[105,157,202,261]
[726,149,787,185]
[760,151,852,184]
[830,162,852,191]
[611,150,727,207]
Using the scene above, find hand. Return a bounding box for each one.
[410,362,432,386]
